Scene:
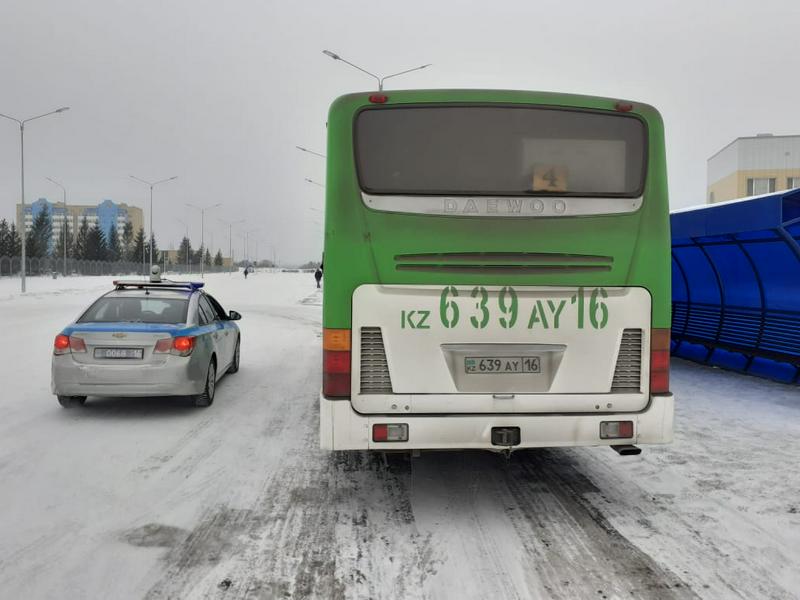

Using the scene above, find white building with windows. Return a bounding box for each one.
[706,134,800,203]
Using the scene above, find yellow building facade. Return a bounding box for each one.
[707,134,800,203]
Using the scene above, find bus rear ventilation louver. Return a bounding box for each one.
[360,327,393,394]
[611,329,643,393]
[394,252,612,274]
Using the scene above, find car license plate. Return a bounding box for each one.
[465,356,541,374]
[94,347,143,360]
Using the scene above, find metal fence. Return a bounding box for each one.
[0,256,235,278]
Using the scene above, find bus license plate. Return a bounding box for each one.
[94,347,143,360]
[465,356,541,374]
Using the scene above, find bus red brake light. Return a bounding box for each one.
[54,334,70,355]
[323,328,351,398]
[650,329,670,394]
[171,336,195,356]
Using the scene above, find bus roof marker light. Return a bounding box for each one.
[369,94,388,104]
[615,101,634,112]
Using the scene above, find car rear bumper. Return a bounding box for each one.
[319,393,674,451]
[51,354,205,397]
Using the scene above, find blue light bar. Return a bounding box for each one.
[112,279,205,290]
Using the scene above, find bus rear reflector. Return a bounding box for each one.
[372,423,409,442]
[650,328,670,394]
[323,328,351,397]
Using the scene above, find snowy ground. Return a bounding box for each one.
[0,272,798,600]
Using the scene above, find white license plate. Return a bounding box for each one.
[94,347,143,360]
[465,356,541,374]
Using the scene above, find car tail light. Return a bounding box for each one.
[154,338,172,353]
[372,423,409,442]
[323,328,351,398]
[650,328,670,394]
[600,421,634,439]
[54,334,71,355]
[171,336,195,357]
[69,336,87,353]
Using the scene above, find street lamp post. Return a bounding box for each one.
[45,177,68,277]
[0,107,70,293]
[130,175,178,276]
[175,217,189,273]
[322,50,431,91]
[186,203,221,278]
[304,178,325,188]
[219,218,245,275]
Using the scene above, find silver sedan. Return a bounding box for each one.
[51,279,241,408]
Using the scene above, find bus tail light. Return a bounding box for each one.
[372,423,409,442]
[323,328,351,398]
[650,328,670,394]
[600,421,634,439]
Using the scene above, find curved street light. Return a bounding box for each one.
[186,202,221,278]
[130,174,178,275]
[0,106,70,292]
[322,50,431,91]
[295,145,326,159]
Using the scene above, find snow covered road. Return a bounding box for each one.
[0,273,798,599]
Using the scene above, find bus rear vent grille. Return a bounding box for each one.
[394,252,613,274]
[360,327,393,394]
[611,329,643,393]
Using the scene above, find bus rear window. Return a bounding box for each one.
[355,106,646,197]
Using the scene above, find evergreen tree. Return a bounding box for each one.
[213,249,223,266]
[85,224,107,260]
[52,219,72,260]
[74,217,90,260]
[129,227,145,263]
[107,224,122,262]
[193,245,204,266]
[26,205,53,258]
[178,236,193,268]
[8,224,22,257]
[0,219,9,256]
[204,248,212,266]
[122,221,134,259]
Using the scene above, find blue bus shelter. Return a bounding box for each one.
[671,189,800,383]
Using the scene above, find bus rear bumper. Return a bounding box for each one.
[319,393,673,451]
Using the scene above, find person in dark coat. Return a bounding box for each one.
[314,267,322,288]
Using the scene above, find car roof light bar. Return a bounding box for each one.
[112,279,205,291]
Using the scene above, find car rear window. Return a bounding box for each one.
[78,297,189,324]
[355,105,646,197]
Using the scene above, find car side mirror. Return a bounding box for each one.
[229,310,242,321]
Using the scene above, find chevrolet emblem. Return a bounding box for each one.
[112,332,127,339]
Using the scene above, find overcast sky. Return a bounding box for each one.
[1,0,798,264]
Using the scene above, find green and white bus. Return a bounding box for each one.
[320,90,673,454]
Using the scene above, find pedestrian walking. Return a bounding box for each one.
[314,267,322,288]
